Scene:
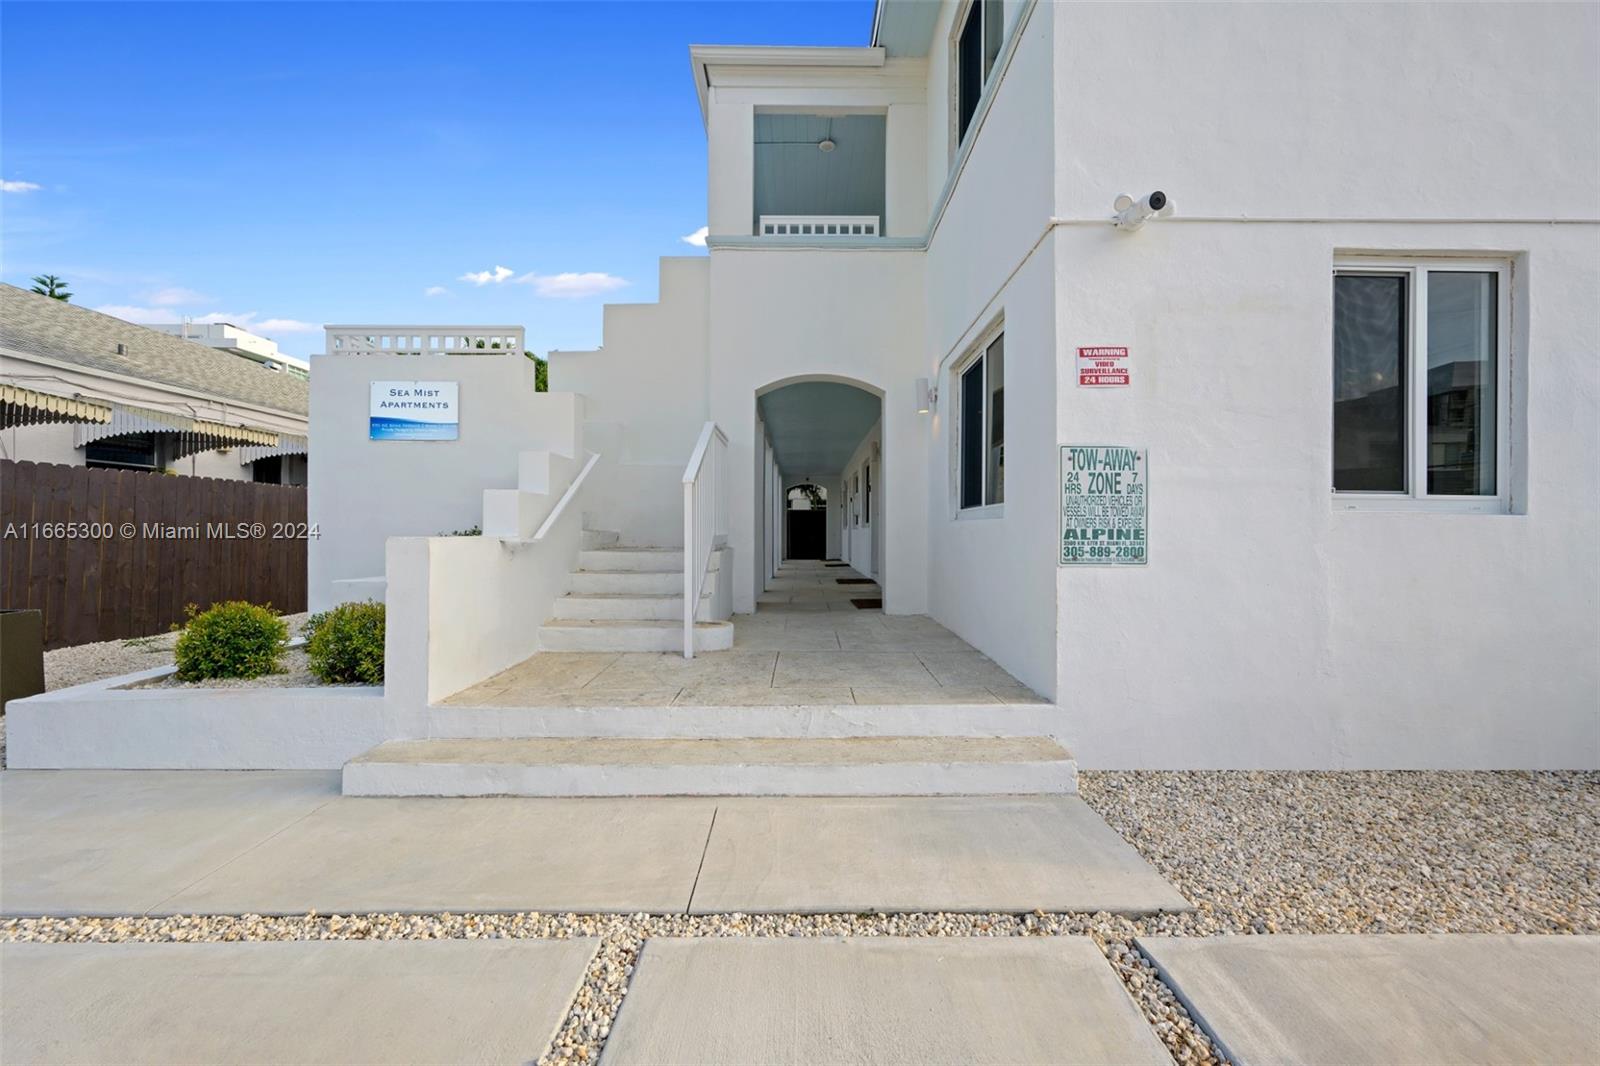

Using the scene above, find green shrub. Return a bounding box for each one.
[304,601,385,685]
[173,601,288,681]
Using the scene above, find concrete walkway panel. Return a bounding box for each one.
[1139,934,1600,1065]
[158,794,717,914]
[600,936,1170,1066]
[0,770,336,916]
[0,939,595,1065]
[688,795,1191,914]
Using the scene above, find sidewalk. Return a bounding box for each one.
[0,770,1188,916]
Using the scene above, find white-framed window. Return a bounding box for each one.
[952,0,1004,150]
[956,328,1005,511]
[863,461,872,525]
[852,472,861,525]
[1332,256,1511,512]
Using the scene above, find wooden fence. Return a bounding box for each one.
[0,460,307,649]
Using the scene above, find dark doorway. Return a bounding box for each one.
[786,510,825,559]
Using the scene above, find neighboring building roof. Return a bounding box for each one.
[0,284,308,416]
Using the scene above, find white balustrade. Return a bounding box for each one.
[324,326,526,356]
[682,421,730,658]
[758,215,880,238]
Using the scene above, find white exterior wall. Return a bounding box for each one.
[1,424,82,466]
[709,247,927,614]
[307,352,580,610]
[1048,2,1600,767]
[549,257,710,547]
[921,0,1061,700]
[838,421,882,575]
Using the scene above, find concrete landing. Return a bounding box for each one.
[600,937,1170,1066]
[690,795,1190,915]
[341,736,1076,797]
[1,772,1186,916]
[0,939,596,1064]
[1139,934,1600,1066]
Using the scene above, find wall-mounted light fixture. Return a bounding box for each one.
[818,138,836,153]
[915,377,936,414]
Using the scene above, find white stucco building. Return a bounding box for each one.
[302,0,1597,775]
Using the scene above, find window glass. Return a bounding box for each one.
[956,1,982,144]
[960,359,985,508]
[1427,272,1497,496]
[982,0,1003,78]
[1333,274,1407,492]
[985,334,1005,505]
[85,434,158,471]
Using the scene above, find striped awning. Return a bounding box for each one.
[75,403,281,457]
[194,420,279,447]
[238,432,308,466]
[0,384,113,429]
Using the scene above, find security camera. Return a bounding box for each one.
[1112,191,1173,231]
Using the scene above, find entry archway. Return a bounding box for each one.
[755,375,884,592]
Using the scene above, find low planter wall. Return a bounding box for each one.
[5,667,387,770]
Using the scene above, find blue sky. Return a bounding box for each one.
[0,1,873,358]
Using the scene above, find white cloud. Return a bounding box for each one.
[459,265,514,286]
[149,286,208,306]
[192,311,321,334]
[516,271,628,299]
[680,226,708,247]
[251,317,319,333]
[1,180,41,193]
[424,285,449,297]
[94,304,168,324]
[94,304,317,334]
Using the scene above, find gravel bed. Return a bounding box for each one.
[4,771,1595,1065]
[42,613,311,691]
[131,646,321,690]
[1077,770,1600,936]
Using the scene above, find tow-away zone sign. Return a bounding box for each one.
[1060,445,1147,566]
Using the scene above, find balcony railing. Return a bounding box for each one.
[758,215,880,238]
[325,326,526,356]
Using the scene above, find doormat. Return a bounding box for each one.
[851,597,883,609]
[825,562,849,567]
[836,578,875,585]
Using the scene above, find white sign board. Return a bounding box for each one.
[1077,346,1130,387]
[1060,445,1147,565]
[370,381,458,441]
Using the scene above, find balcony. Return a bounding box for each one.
[759,215,880,238]
[325,326,525,356]
[753,113,885,239]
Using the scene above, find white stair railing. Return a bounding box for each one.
[682,421,729,658]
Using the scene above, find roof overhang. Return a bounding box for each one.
[689,45,887,124]
[870,0,942,58]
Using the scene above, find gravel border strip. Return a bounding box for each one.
[1,910,1225,1065]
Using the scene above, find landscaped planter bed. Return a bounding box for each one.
[4,662,385,770]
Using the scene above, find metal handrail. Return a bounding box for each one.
[682,421,729,658]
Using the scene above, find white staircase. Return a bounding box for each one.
[343,736,1077,797]
[537,532,734,653]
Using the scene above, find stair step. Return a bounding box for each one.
[570,568,721,595]
[342,736,1078,797]
[581,529,621,550]
[426,702,1063,740]
[578,547,720,573]
[538,619,734,653]
[553,592,711,621]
